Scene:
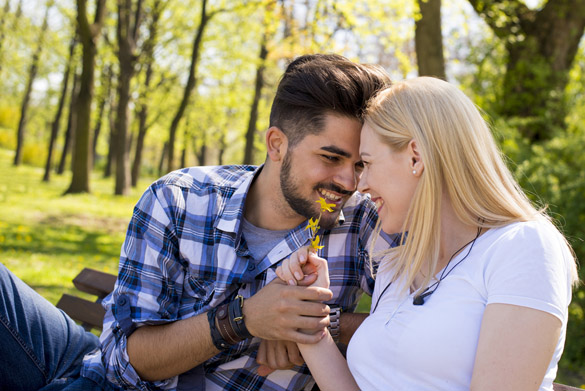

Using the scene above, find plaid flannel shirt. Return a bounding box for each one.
[81,165,386,391]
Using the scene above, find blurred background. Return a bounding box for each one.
[0,0,584,385]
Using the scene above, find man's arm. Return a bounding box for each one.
[339,312,368,345]
[126,280,333,382]
[127,312,217,381]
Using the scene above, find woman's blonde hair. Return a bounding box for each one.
[365,77,578,294]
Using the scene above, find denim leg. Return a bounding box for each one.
[0,263,100,390]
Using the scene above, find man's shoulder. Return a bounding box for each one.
[152,165,258,191]
[342,191,377,220]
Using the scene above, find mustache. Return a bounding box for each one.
[315,183,354,196]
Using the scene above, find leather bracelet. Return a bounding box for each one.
[207,307,232,351]
[215,302,242,345]
[228,295,253,339]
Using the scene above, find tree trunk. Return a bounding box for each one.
[415,0,446,80]
[158,141,167,176]
[218,130,226,166]
[0,0,11,74]
[180,121,189,169]
[91,64,112,169]
[131,0,162,187]
[57,71,80,175]
[44,37,77,182]
[65,0,107,194]
[14,7,49,166]
[243,33,268,165]
[104,75,117,178]
[167,0,210,172]
[114,0,143,196]
[468,0,585,141]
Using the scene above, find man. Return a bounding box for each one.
[0,54,391,391]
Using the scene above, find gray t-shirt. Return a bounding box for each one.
[240,218,289,262]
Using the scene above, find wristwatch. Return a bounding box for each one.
[328,306,341,343]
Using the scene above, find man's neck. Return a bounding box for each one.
[244,166,305,231]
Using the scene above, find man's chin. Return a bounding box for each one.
[318,211,341,230]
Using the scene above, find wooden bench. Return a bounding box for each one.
[56,267,116,331]
[56,268,583,390]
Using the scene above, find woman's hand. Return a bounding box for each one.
[276,246,330,290]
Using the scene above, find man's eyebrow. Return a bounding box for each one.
[320,145,351,158]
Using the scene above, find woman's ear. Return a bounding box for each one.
[408,139,424,176]
[266,126,288,162]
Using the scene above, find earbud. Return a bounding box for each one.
[413,290,433,306]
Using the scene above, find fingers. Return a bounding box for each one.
[257,365,275,377]
[290,285,333,303]
[287,343,305,367]
[256,340,305,376]
[276,248,309,286]
[309,253,330,289]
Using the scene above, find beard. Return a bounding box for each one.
[279,152,350,230]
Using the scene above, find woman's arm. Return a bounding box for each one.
[298,331,360,391]
[470,303,562,391]
[277,248,361,391]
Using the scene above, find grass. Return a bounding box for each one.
[0,147,151,304]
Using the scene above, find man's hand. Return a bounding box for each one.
[243,279,332,344]
[256,339,305,377]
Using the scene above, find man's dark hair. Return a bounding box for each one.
[269,54,391,147]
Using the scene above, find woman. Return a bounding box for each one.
[276,77,578,391]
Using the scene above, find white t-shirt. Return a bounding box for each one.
[347,219,574,391]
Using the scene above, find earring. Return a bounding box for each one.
[412,170,417,175]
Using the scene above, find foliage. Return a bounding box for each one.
[492,116,585,385]
[0,147,148,304]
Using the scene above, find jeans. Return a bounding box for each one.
[0,263,102,391]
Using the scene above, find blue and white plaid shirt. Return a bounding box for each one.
[81,165,387,391]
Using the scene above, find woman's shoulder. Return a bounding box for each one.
[484,218,566,249]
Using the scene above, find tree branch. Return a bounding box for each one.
[467,0,536,38]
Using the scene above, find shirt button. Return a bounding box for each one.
[247,263,255,271]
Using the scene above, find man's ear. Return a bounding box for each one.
[408,139,424,176]
[266,126,288,162]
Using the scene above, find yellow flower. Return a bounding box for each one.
[305,217,320,233]
[310,235,324,250]
[316,197,336,212]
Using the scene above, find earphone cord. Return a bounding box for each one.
[372,223,482,313]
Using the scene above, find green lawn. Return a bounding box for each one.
[0,148,150,304]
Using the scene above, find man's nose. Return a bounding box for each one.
[334,164,359,192]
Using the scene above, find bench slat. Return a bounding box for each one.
[72,267,117,299]
[56,293,105,330]
[554,383,583,391]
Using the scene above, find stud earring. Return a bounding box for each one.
[412,170,417,175]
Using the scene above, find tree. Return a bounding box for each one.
[114,0,144,196]
[57,70,80,175]
[13,5,50,166]
[415,0,446,80]
[0,0,11,75]
[65,0,107,194]
[91,64,112,168]
[166,0,212,172]
[131,0,165,187]
[44,36,77,182]
[468,0,585,141]
[242,29,269,165]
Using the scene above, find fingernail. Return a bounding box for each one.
[294,272,302,280]
[288,279,295,286]
[300,253,306,262]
